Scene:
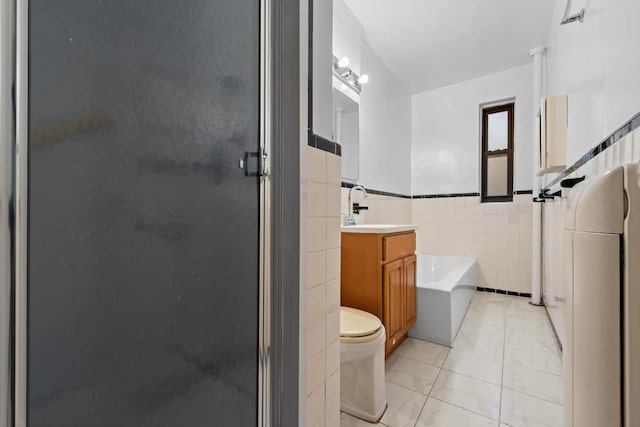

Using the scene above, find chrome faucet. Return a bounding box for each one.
[344,185,368,226]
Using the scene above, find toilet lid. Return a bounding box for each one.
[340,307,382,337]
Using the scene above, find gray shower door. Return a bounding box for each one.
[26,1,263,425]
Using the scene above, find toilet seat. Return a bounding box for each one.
[340,306,387,422]
[340,307,383,344]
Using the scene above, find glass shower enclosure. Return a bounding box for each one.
[2,0,275,425]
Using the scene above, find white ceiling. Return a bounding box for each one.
[344,0,557,94]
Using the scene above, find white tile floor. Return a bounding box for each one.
[340,292,564,427]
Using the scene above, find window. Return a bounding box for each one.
[481,103,514,203]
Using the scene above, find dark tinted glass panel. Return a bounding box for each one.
[28,2,259,426]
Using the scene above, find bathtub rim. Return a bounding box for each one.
[415,255,477,292]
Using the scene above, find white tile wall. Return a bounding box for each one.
[307,318,326,358]
[307,251,326,288]
[308,144,327,184]
[306,385,325,427]
[325,338,340,376]
[307,284,327,325]
[326,401,340,427]
[634,128,640,162]
[541,127,640,348]
[341,189,413,225]
[306,146,341,426]
[412,195,533,294]
[307,350,326,395]
[340,188,532,294]
[542,197,565,344]
[326,307,340,343]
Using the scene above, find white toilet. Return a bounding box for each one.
[340,306,387,423]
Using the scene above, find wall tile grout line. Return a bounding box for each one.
[499,296,507,425]
[306,146,343,425]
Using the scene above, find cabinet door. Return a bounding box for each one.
[404,255,417,330]
[384,259,404,351]
[538,95,567,173]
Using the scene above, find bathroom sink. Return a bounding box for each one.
[340,224,418,234]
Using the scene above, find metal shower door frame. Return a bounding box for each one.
[0,0,15,425]
[14,0,27,424]
[3,0,301,426]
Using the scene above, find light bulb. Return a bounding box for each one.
[338,56,350,68]
[358,74,369,85]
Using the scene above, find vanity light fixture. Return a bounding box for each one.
[333,55,369,94]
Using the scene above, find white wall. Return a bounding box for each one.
[411,64,533,195]
[359,40,412,195]
[332,0,362,75]
[541,0,640,346]
[546,0,640,167]
[332,1,412,195]
[312,0,333,140]
[339,111,359,181]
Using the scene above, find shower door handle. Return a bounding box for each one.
[242,149,269,178]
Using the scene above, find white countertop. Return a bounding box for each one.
[340,224,418,234]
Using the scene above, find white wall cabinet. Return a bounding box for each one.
[537,95,567,174]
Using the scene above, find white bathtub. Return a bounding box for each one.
[408,255,477,346]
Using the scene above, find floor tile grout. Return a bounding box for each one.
[500,384,564,406]
[343,292,563,427]
[389,352,447,370]
[434,366,502,387]
[386,347,450,395]
[457,293,563,425]
[428,395,500,423]
[500,353,562,376]
[410,393,430,427]
[384,379,430,397]
[498,296,507,424]
[412,348,448,426]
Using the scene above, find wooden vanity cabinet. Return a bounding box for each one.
[341,230,417,357]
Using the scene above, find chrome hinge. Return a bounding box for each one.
[241,149,269,178]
